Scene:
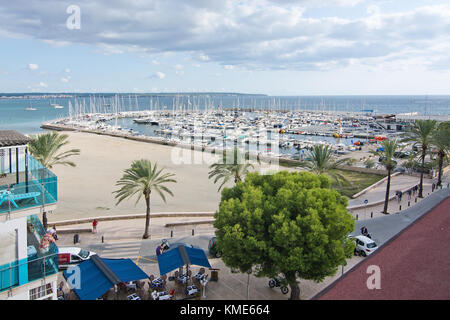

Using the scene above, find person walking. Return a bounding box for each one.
[432,182,435,192]
[92,219,98,234]
[407,189,412,200]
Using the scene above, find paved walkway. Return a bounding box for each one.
[349,171,450,220]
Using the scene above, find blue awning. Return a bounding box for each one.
[157,245,211,276]
[63,256,148,300]
[103,258,149,283]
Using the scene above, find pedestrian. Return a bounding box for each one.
[432,182,435,192]
[399,191,403,202]
[407,189,412,200]
[47,225,57,241]
[156,244,162,256]
[92,219,98,234]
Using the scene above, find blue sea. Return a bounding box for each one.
[0,94,449,134]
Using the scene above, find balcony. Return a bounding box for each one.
[0,155,57,216]
[0,215,59,293]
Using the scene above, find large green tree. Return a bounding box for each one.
[28,132,80,229]
[370,139,401,214]
[208,147,255,191]
[431,122,450,187]
[214,171,355,300]
[402,120,437,198]
[113,159,176,239]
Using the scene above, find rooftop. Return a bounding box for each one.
[316,196,450,300]
[0,130,31,148]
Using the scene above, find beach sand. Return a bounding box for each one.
[49,131,283,221]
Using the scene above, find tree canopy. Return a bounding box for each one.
[214,170,355,299]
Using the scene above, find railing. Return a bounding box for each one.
[0,155,57,215]
[0,215,59,293]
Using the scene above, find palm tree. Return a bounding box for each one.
[28,132,80,228]
[402,120,437,197]
[298,144,349,185]
[113,160,176,239]
[431,122,450,187]
[370,139,401,214]
[208,148,254,191]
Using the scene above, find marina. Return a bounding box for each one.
[38,94,431,164]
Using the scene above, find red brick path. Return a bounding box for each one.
[318,198,450,300]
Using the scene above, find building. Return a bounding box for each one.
[0,130,59,300]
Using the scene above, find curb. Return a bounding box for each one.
[49,212,215,227]
[165,220,215,227]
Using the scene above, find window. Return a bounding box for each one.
[29,283,53,300]
[71,255,81,262]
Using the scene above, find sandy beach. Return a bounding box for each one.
[49,131,283,222]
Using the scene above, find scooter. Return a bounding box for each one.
[268,277,289,294]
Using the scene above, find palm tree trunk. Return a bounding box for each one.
[419,149,426,198]
[383,168,391,214]
[143,195,151,239]
[286,271,300,300]
[437,152,443,187]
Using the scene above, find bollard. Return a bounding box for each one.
[102,236,104,243]
[171,230,173,238]
[399,205,401,211]
[415,197,417,203]
[356,214,358,220]
[73,234,79,244]
[408,201,410,207]
[192,229,195,236]
[371,212,373,218]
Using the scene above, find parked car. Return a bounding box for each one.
[351,235,378,257]
[58,247,96,269]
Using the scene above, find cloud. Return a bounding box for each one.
[149,71,165,79]
[39,81,48,87]
[28,63,39,70]
[64,68,71,73]
[2,1,450,71]
[224,65,234,70]
[60,76,71,83]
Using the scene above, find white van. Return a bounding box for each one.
[58,247,96,270]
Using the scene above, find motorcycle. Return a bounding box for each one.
[268,277,289,294]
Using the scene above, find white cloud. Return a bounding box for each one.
[224,65,234,70]
[39,81,48,87]
[60,76,71,83]
[28,63,38,70]
[155,71,165,79]
[64,68,71,73]
[1,1,449,71]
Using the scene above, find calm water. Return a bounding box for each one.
[0,94,449,134]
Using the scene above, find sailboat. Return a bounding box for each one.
[25,102,37,111]
[50,98,64,109]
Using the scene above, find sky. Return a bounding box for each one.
[0,0,450,95]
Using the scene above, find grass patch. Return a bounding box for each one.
[332,170,385,198]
